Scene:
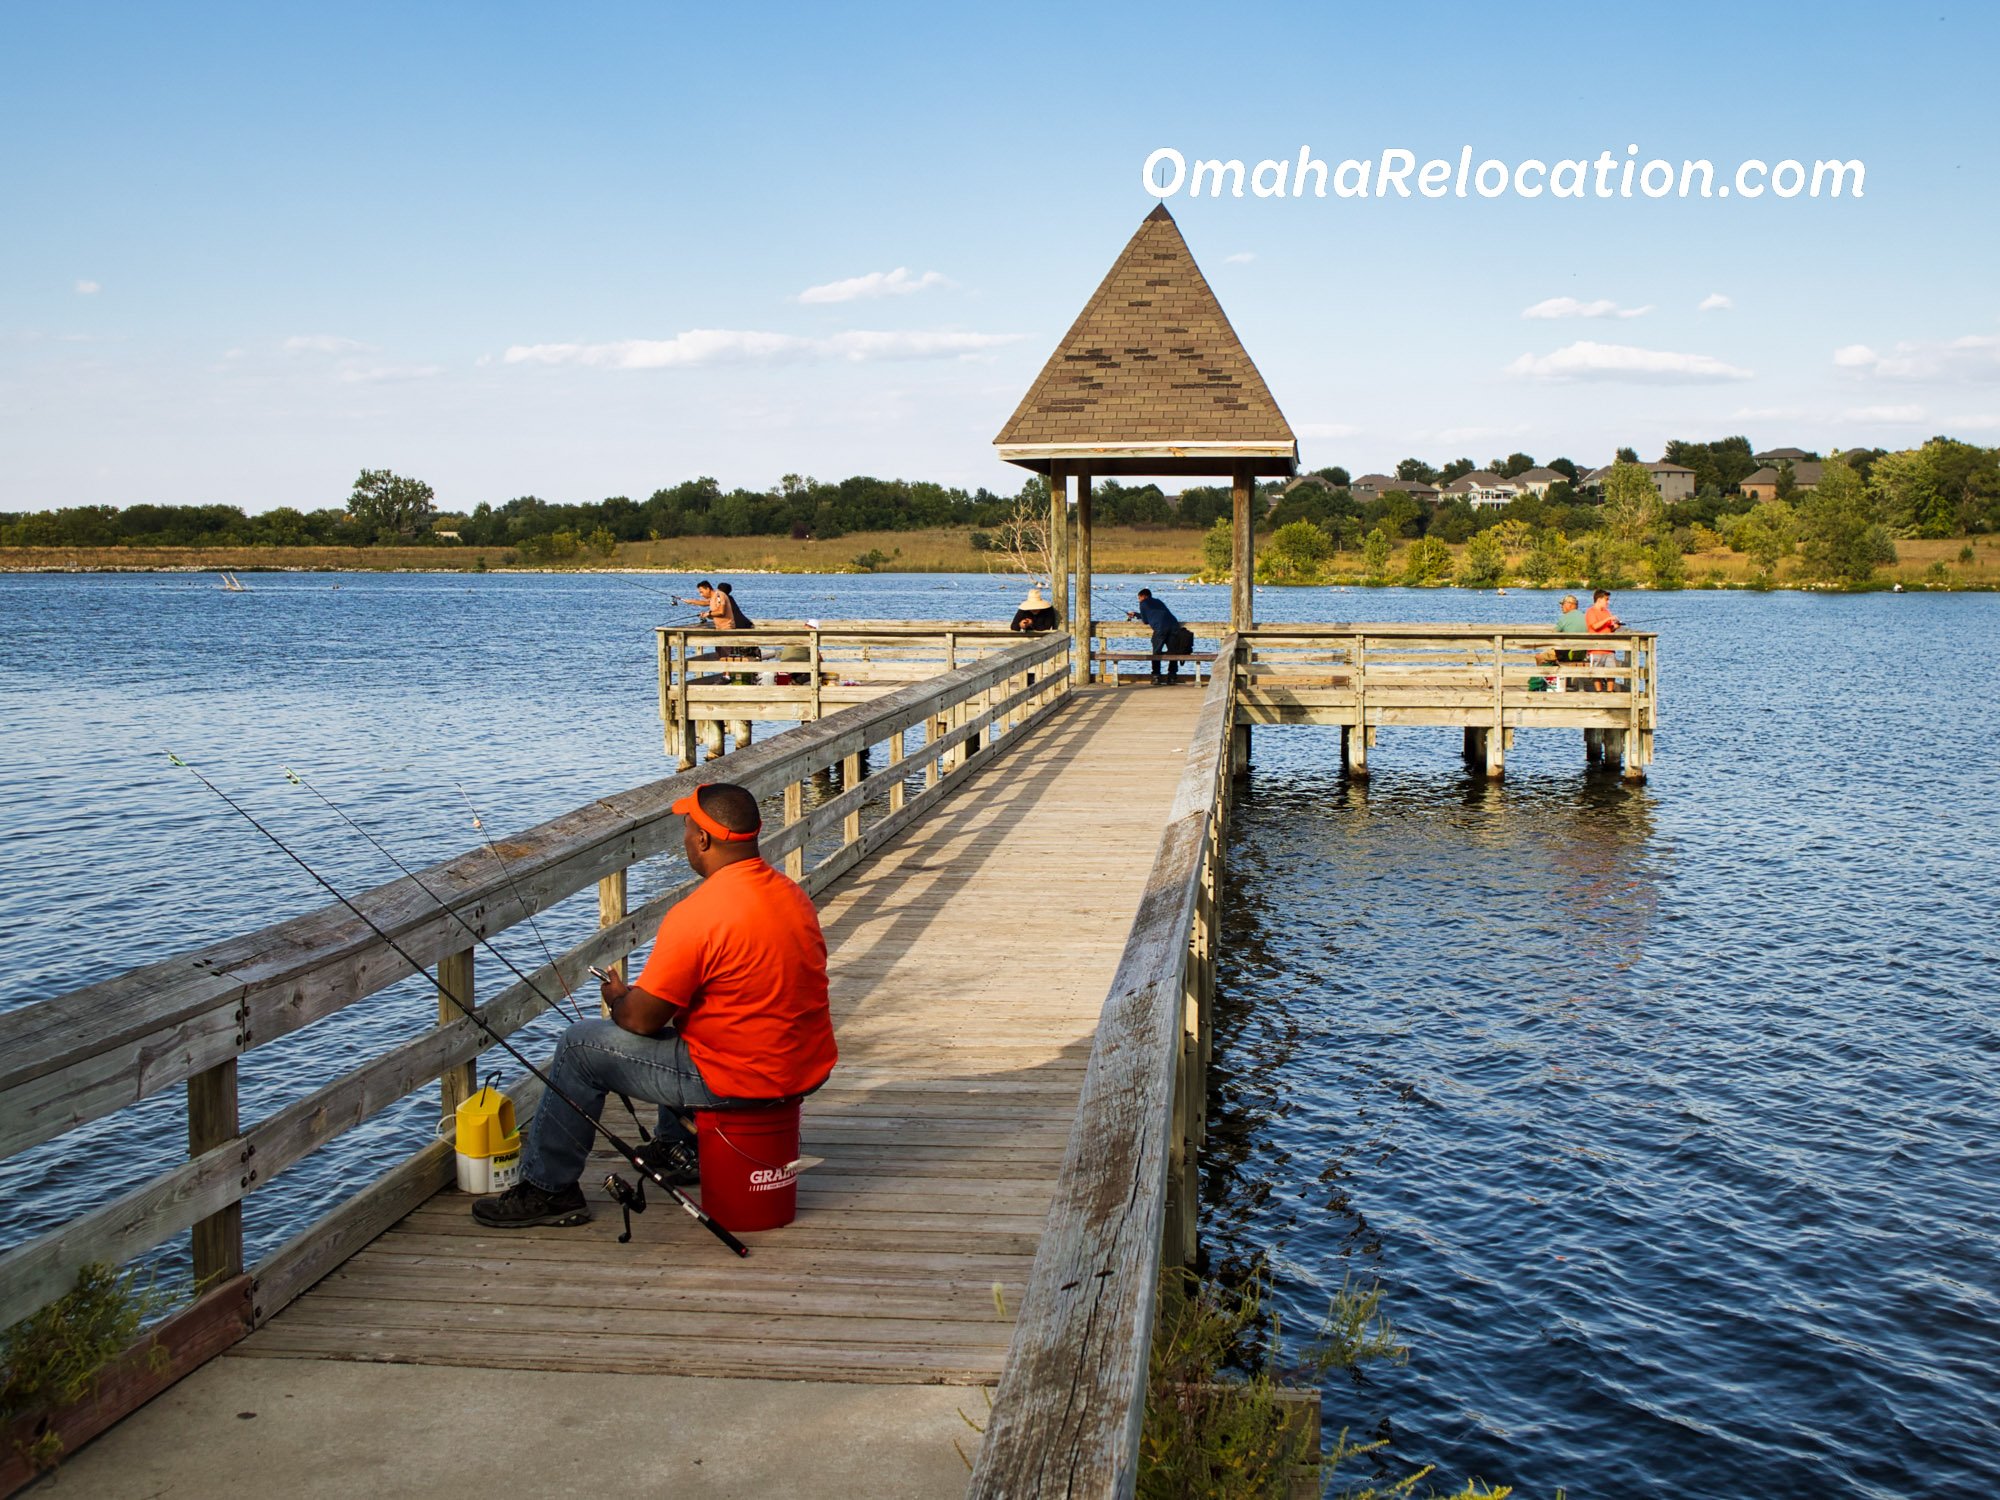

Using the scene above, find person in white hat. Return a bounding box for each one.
[1011,586,1058,633]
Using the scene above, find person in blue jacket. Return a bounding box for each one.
[1127,588,1194,684]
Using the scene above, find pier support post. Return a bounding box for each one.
[1605,728,1628,774]
[1343,723,1371,778]
[1584,727,1603,764]
[1484,726,1505,779]
[1049,462,1070,628]
[1073,471,1093,684]
[1230,722,1250,778]
[1230,463,1255,632]
[1463,727,1480,762]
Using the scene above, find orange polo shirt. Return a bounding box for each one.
[1585,600,1620,633]
[635,858,836,1100]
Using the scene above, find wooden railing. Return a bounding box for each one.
[656,621,1037,766]
[968,635,1241,1499]
[0,633,1072,1360]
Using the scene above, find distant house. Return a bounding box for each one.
[1754,446,1816,466]
[1439,470,1517,509]
[1350,473,1439,504]
[1509,466,1568,498]
[1741,460,1824,502]
[1581,460,1696,503]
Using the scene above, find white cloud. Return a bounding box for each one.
[1505,341,1752,384]
[795,267,953,305]
[502,327,1022,369]
[1843,403,1926,423]
[1296,421,1359,439]
[1521,297,1652,320]
[284,334,374,354]
[1733,405,1809,421]
[73,279,100,295]
[1224,252,1256,264]
[335,363,445,384]
[1832,334,2000,382]
[1949,412,2000,429]
[1698,292,1734,312]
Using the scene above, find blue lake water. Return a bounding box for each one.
[2,570,1995,1497]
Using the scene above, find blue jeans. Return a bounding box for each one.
[519,1020,725,1191]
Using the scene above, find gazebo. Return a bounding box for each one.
[993,203,1298,676]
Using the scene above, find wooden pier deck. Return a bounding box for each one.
[225,689,1201,1377]
[238,685,1197,1384]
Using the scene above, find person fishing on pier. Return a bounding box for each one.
[1585,587,1623,691]
[1127,587,1194,684]
[473,781,837,1229]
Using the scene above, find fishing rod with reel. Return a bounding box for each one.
[283,767,682,1174]
[167,753,750,1258]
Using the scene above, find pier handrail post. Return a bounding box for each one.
[597,869,628,1008]
[783,781,805,880]
[436,949,476,1122]
[187,1061,242,1288]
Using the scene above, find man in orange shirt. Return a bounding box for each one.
[473,781,837,1228]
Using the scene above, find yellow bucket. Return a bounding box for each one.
[451,1086,522,1194]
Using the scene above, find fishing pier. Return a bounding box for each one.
[0,205,1659,1498]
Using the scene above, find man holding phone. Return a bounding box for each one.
[472,781,837,1228]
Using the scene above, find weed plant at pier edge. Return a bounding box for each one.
[1138,1269,1518,1499]
[0,1264,165,1473]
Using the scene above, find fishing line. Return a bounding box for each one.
[281,767,587,1028]
[166,752,750,1258]
[451,779,656,1145]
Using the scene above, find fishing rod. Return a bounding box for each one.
[283,768,588,1029]
[167,753,749,1258]
[443,777,661,1147]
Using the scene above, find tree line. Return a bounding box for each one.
[0,470,1236,550]
[4,437,1995,565]
[1235,435,2000,590]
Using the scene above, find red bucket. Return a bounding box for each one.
[694,1101,801,1232]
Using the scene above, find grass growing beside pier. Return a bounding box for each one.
[1140,1270,1513,1499]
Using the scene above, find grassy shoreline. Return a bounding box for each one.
[4,527,1998,589]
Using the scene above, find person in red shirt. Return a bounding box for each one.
[473,781,836,1228]
[1585,588,1622,690]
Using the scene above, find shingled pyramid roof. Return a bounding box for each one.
[994,204,1296,477]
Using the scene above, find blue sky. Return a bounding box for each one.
[4,0,1997,511]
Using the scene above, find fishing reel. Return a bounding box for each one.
[603,1171,646,1243]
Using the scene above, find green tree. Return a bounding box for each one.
[1400,535,1453,585]
[1377,489,1422,537]
[1599,462,1664,542]
[1519,529,1570,585]
[1361,527,1393,582]
[1496,451,1536,479]
[1615,445,1640,464]
[1800,460,1896,584]
[1394,457,1436,483]
[1201,517,1233,578]
[1647,539,1688,589]
[1262,519,1333,581]
[1457,530,1508,586]
[347,469,437,541]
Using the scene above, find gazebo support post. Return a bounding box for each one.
[1074,472,1093,683]
[1231,463,1255,632]
[1049,461,1070,627]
